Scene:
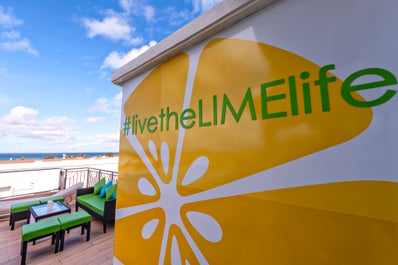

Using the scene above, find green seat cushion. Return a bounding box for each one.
[22,218,60,241]
[77,194,105,216]
[39,196,64,204]
[93,178,106,195]
[11,200,41,213]
[58,211,91,230]
[105,184,117,200]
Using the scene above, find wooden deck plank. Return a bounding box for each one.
[0,202,114,265]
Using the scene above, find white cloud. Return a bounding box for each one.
[0,7,23,28]
[192,0,222,13]
[158,7,191,27]
[73,132,120,151]
[119,0,134,14]
[0,8,38,56]
[81,0,158,46]
[3,106,38,122]
[119,0,156,23]
[88,133,119,146]
[114,91,123,102]
[0,105,120,152]
[89,92,122,114]
[101,40,157,70]
[81,15,142,45]
[86,116,105,123]
[82,16,132,41]
[0,106,75,142]
[1,29,20,39]
[143,5,155,22]
[0,34,38,56]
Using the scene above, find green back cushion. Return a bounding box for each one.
[105,184,117,200]
[39,196,64,204]
[100,181,113,198]
[93,178,106,195]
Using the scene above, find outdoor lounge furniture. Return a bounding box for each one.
[38,195,64,204]
[30,200,71,222]
[20,210,91,264]
[21,217,60,265]
[10,196,64,230]
[10,200,40,231]
[0,182,84,221]
[75,179,116,233]
[58,211,91,251]
[55,182,84,203]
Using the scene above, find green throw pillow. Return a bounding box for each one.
[100,180,113,198]
[105,184,117,200]
[93,178,105,195]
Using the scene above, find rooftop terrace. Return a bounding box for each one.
[0,201,114,265]
[0,164,118,264]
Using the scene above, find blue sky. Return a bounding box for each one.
[0,0,222,153]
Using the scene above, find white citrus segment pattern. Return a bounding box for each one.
[114,38,396,264]
[117,139,220,264]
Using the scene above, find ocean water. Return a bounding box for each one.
[0,152,118,161]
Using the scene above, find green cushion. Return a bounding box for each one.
[58,211,91,230]
[93,178,105,195]
[39,196,64,204]
[100,181,112,198]
[22,218,60,241]
[77,194,105,216]
[11,200,41,213]
[105,184,117,200]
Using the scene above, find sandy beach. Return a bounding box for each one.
[0,157,118,199]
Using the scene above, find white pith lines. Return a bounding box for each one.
[115,48,367,265]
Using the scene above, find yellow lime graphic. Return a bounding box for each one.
[180,38,372,190]
[182,181,398,264]
[115,38,398,264]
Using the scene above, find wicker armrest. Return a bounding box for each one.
[76,187,94,197]
[104,198,116,220]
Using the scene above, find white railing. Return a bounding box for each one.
[59,167,118,190]
[0,167,118,200]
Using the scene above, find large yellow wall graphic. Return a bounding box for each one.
[115,38,398,264]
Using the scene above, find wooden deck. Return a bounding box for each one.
[0,202,114,265]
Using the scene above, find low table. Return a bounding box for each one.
[30,201,71,222]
